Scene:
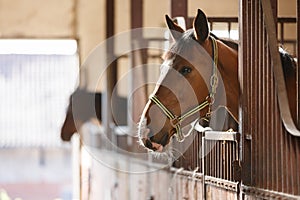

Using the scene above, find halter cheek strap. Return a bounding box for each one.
[150,95,210,141]
[149,36,219,142]
[210,36,219,104]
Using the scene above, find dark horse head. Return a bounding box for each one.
[60,89,102,141]
[61,88,127,141]
[137,9,239,153]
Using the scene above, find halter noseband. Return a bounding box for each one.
[149,36,219,142]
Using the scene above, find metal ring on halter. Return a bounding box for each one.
[206,95,214,106]
[210,74,218,93]
[209,36,218,105]
[170,116,180,128]
[150,95,209,142]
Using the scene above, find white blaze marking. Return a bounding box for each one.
[150,58,174,96]
[158,59,173,84]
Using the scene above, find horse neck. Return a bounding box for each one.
[212,39,239,120]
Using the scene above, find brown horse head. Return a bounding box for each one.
[138,9,239,153]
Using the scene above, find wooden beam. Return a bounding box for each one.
[131,0,143,29]
[130,0,148,123]
[104,0,116,144]
[170,0,187,19]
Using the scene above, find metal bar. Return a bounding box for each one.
[298,0,300,129]
[297,1,300,194]
[242,185,300,199]
[169,167,203,180]
[201,132,206,200]
[239,0,252,186]
[197,133,201,172]
[204,131,238,141]
[205,176,239,192]
[217,142,220,178]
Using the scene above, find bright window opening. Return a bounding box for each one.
[0,39,79,147]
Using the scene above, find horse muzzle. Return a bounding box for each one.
[137,117,171,152]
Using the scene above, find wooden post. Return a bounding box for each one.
[239,0,252,186]
[297,0,300,128]
[104,0,116,146]
[170,0,187,19]
[130,0,147,125]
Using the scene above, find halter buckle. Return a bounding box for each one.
[170,116,180,128]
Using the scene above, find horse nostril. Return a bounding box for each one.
[142,138,164,152]
[145,138,153,149]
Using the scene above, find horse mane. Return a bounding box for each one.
[163,29,196,60]
[163,30,239,60]
[210,32,238,51]
[211,33,296,78]
[279,47,297,78]
[164,30,296,80]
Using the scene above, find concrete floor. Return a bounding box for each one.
[0,147,73,200]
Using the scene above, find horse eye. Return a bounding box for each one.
[179,66,192,75]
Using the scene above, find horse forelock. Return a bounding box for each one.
[157,58,173,85]
[163,29,196,61]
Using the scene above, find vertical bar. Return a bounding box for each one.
[228,22,231,38]
[129,0,147,151]
[198,134,201,172]
[208,141,211,177]
[262,2,270,189]
[222,141,225,179]
[239,0,252,186]
[72,0,78,38]
[293,2,300,194]
[170,0,187,19]
[297,2,300,195]
[131,0,143,29]
[104,0,115,145]
[202,133,206,200]
[253,0,261,188]
[227,142,230,181]
[280,22,284,44]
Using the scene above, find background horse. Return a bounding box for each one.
[138,9,297,153]
[61,88,127,141]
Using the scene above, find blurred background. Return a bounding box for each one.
[0,0,297,199]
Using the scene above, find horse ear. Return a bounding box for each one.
[193,9,209,42]
[165,15,184,41]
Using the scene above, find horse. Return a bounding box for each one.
[137,9,297,153]
[60,88,127,141]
